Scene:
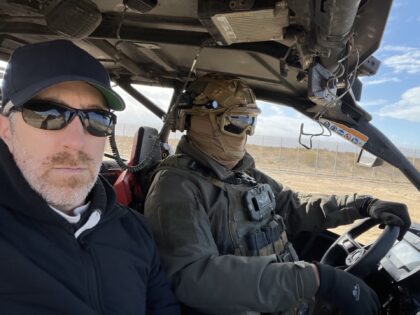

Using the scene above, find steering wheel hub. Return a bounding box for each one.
[320,218,400,278]
[345,248,366,266]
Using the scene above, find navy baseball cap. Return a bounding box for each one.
[1,39,125,112]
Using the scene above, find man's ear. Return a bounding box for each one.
[0,114,13,148]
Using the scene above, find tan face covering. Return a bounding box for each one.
[188,115,246,169]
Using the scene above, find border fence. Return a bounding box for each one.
[244,134,419,185]
[112,124,419,186]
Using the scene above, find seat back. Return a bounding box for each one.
[133,126,162,167]
[113,127,163,210]
[100,159,121,185]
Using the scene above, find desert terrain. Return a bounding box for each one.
[260,170,419,243]
[247,144,420,243]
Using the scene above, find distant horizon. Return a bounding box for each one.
[113,122,420,159]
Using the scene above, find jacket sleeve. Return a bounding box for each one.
[144,169,318,314]
[248,168,367,238]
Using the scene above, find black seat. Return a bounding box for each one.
[132,127,162,169]
[113,126,165,212]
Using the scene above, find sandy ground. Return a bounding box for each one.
[263,169,420,243]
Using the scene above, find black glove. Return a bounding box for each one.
[361,198,411,240]
[315,263,380,315]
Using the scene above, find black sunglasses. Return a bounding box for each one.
[10,100,117,137]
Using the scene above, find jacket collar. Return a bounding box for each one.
[0,140,117,227]
[176,135,255,180]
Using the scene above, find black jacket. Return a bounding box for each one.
[0,141,179,315]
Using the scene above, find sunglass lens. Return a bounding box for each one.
[84,111,115,137]
[22,102,67,130]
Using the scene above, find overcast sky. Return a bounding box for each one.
[1,0,419,151]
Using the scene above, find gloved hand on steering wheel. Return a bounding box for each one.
[359,198,411,240]
[315,263,380,315]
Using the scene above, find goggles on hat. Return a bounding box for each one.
[7,99,116,137]
[218,106,261,137]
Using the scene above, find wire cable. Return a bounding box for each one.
[314,47,360,120]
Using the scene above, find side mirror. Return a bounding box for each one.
[357,149,384,167]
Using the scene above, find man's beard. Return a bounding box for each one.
[11,142,101,212]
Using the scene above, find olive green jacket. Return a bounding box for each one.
[145,136,366,315]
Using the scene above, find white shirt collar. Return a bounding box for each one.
[49,202,91,224]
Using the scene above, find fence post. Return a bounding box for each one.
[333,141,338,176]
[279,136,282,160]
[315,140,320,175]
[352,147,357,179]
[297,143,300,171]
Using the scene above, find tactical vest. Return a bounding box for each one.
[155,154,298,262]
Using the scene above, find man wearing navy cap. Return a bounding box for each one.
[0,40,179,315]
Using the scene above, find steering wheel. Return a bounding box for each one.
[320,218,399,278]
